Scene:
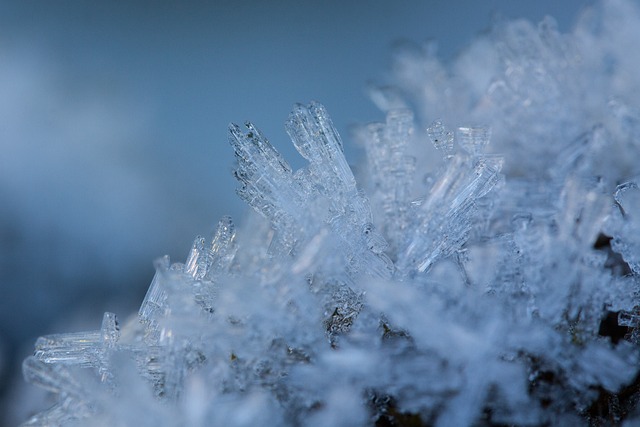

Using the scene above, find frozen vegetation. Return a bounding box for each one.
[20,0,640,425]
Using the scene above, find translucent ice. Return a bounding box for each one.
[19,1,640,425]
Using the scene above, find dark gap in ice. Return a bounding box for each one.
[593,233,613,250]
[369,392,429,427]
[598,311,630,345]
[593,232,633,277]
[585,373,640,425]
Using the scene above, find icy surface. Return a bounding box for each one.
[20,1,640,425]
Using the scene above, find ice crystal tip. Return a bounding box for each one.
[456,126,491,156]
[426,120,454,157]
[384,108,414,144]
[101,312,120,346]
[618,311,640,328]
[33,332,102,367]
[286,102,356,192]
[184,236,207,279]
[19,1,640,425]
[615,181,640,217]
[22,357,84,397]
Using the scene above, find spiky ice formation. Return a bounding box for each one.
[20,1,640,425]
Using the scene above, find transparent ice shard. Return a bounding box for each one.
[34,312,119,372]
[607,180,640,275]
[230,101,392,279]
[185,236,211,280]
[614,181,640,217]
[357,109,416,259]
[183,216,238,314]
[286,101,357,197]
[551,125,609,185]
[456,126,491,157]
[125,218,238,401]
[229,121,300,234]
[101,312,120,347]
[209,215,237,274]
[556,176,608,250]
[396,129,503,274]
[34,331,102,368]
[20,357,96,426]
[23,356,84,396]
[21,397,92,427]
[139,255,170,327]
[618,311,640,328]
[427,120,454,158]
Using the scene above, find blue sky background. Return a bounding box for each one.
[0,0,592,420]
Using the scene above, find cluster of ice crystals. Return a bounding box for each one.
[21,1,640,425]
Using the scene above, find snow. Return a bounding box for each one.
[19,0,640,425]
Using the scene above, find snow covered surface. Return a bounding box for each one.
[18,0,640,425]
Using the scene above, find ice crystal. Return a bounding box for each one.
[20,1,640,425]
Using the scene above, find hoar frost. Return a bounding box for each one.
[21,1,640,425]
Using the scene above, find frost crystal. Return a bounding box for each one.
[20,1,640,425]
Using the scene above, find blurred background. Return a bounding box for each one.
[0,0,591,422]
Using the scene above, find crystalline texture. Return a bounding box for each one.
[34,312,119,372]
[229,121,299,232]
[456,126,491,156]
[607,181,640,275]
[395,124,504,274]
[427,120,454,158]
[286,101,357,195]
[19,2,640,426]
[139,255,170,327]
[22,356,84,396]
[356,109,416,259]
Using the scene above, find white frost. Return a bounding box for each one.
[20,1,640,425]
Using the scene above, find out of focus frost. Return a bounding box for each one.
[19,0,640,425]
